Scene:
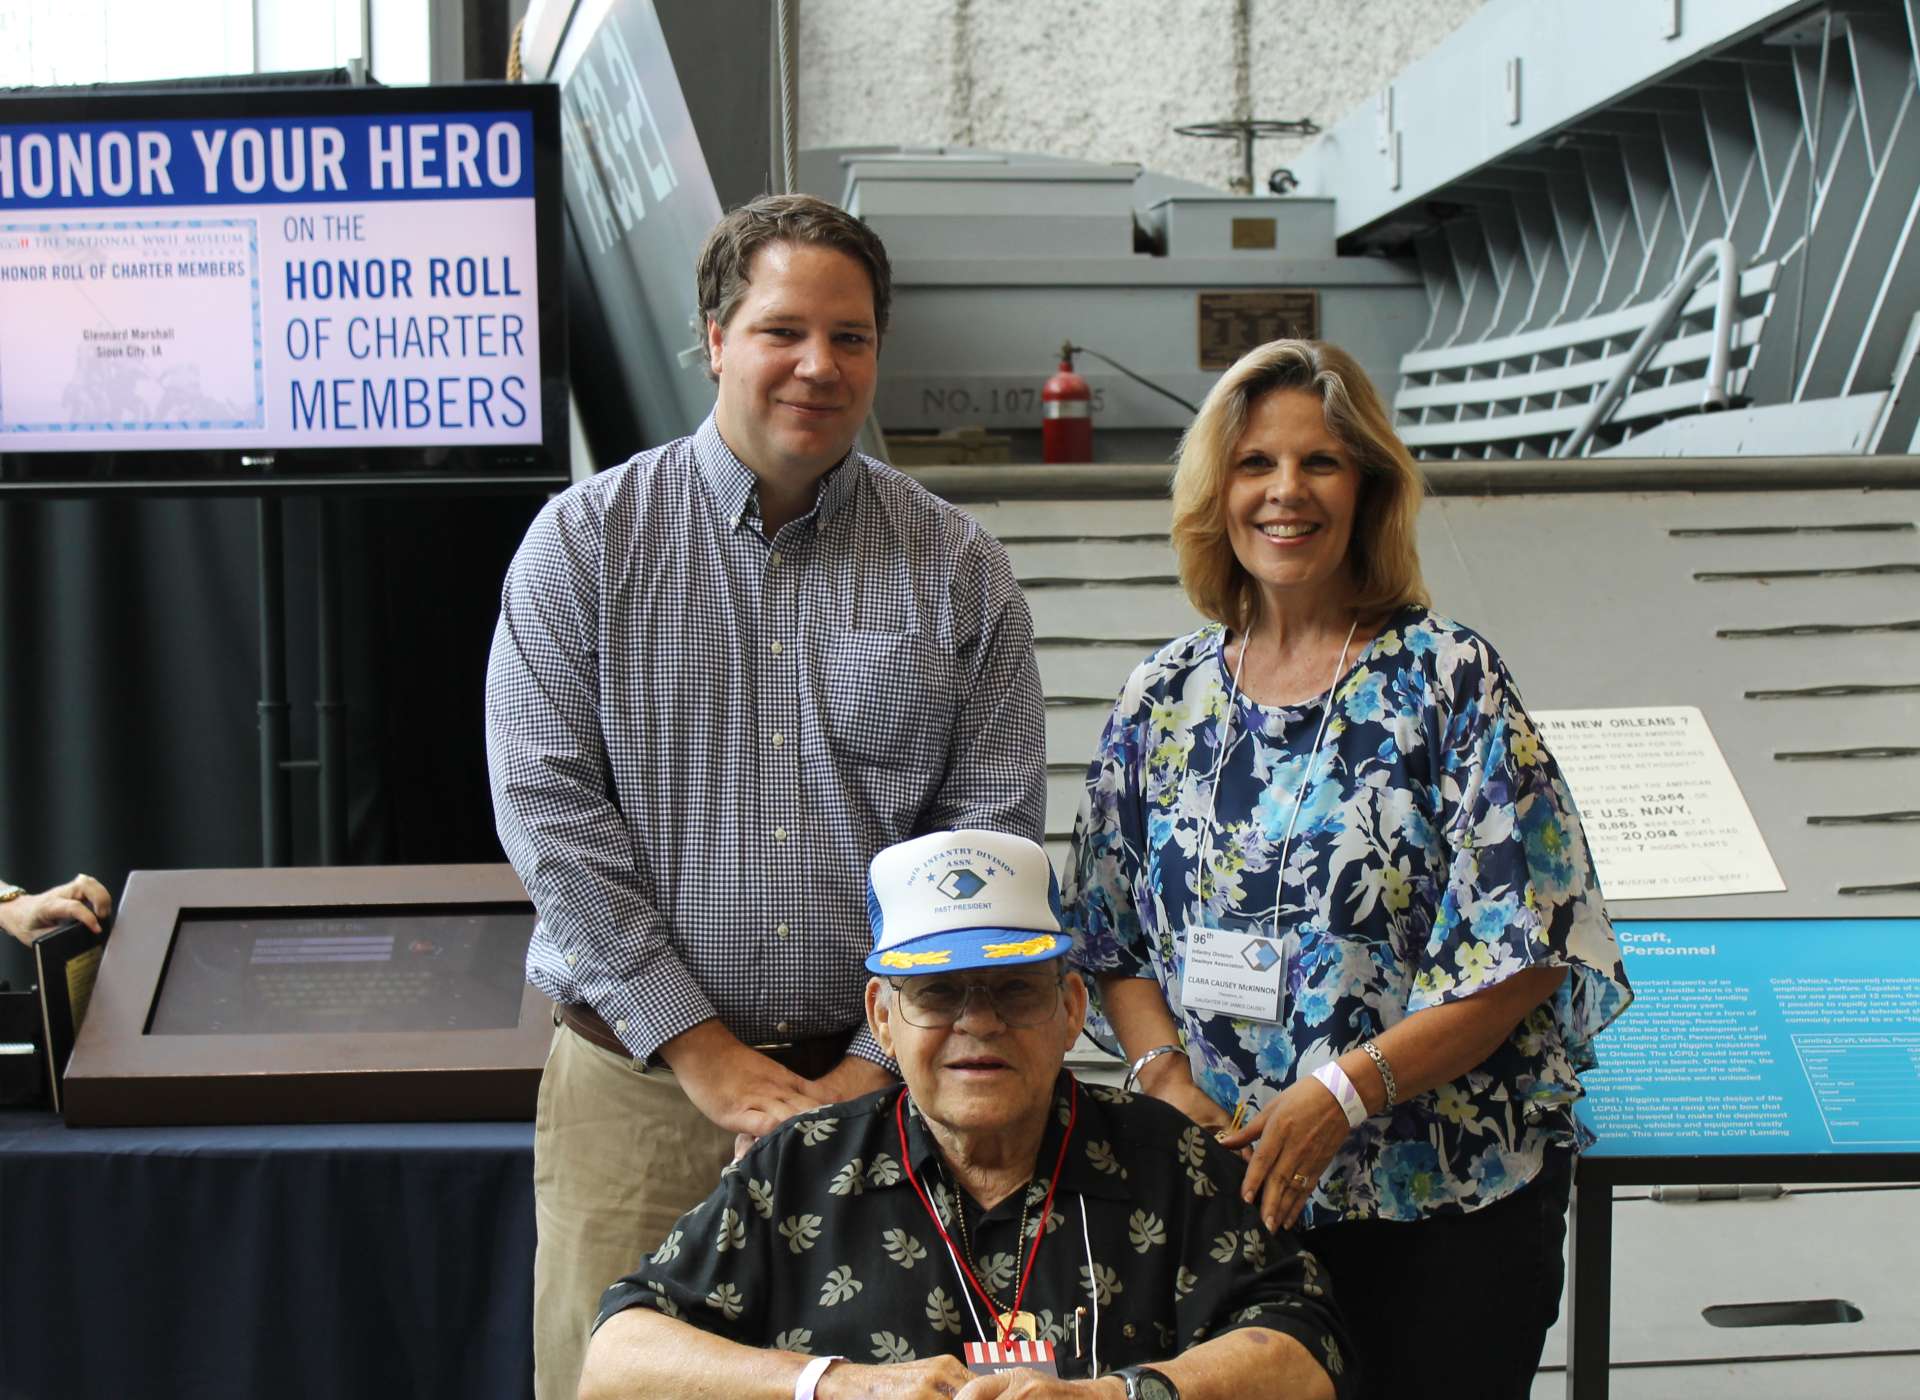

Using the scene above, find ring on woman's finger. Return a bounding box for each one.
[1288,1172,1313,1190]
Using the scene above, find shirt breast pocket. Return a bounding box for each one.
[821,630,956,827]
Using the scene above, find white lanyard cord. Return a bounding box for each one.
[1078,1193,1099,1378]
[1198,626,1251,851]
[936,1214,992,1343]
[1199,617,1358,938]
[937,1191,1095,1359]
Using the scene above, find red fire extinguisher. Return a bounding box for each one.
[1042,342,1092,463]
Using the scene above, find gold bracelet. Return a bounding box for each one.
[0,884,24,904]
[1359,1039,1398,1108]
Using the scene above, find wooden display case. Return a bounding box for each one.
[63,864,551,1127]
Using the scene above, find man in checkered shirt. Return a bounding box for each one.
[485,193,1046,1400]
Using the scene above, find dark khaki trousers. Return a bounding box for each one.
[531,1023,735,1400]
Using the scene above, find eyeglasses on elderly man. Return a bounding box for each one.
[578,829,1354,1400]
[882,970,1067,1029]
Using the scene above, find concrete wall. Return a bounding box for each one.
[799,0,1486,192]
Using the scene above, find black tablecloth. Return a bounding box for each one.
[0,1113,534,1400]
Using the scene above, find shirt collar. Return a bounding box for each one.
[896,1073,1132,1206]
[692,412,862,536]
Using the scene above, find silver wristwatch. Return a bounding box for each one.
[1113,1365,1179,1400]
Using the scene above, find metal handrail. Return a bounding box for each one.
[1557,238,1742,458]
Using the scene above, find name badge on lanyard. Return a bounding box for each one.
[1180,923,1289,1022]
[964,1338,1060,1376]
[1185,618,1355,1026]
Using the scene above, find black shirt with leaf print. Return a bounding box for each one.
[597,1075,1352,1395]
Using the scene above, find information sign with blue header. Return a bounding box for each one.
[1579,918,1920,1157]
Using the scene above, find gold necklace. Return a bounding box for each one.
[944,1168,1038,1341]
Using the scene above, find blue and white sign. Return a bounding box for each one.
[0,110,543,452]
[1581,918,1920,1156]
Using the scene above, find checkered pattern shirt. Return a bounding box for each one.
[485,415,1046,1065]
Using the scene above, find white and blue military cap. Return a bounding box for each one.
[865,829,1066,975]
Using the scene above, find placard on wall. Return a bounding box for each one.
[1535,706,1785,901]
[1197,289,1318,369]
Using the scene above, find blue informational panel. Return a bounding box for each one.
[1580,918,1920,1157]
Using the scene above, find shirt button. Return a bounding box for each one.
[776,1021,792,1036]
[771,731,784,749]
[614,1018,627,1033]
[776,922,790,938]
[1123,1324,1136,1339]
[774,826,788,843]
[566,953,578,967]
[769,551,783,567]
[769,640,784,656]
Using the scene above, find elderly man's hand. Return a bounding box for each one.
[0,873,112,947]
[817,1354,976,1398]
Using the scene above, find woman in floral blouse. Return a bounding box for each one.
[1063,339,1632,1399]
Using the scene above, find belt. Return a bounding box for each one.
[558,1002,855,1079]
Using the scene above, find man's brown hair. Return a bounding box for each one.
[694,193,892,379]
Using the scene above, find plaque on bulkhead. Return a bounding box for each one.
[1197,290,1320,369]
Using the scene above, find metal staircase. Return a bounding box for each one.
[1303,0,1920,460]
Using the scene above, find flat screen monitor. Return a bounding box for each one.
[150,904,532,1037]
[62,865,552,1126]
[0,82,568,490]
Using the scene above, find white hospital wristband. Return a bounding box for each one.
[1311,1062,1368,1128]
[795,1354,843,1400]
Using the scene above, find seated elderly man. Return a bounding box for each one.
[580,830,1351,1400]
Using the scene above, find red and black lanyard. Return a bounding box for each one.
[894,1080,1079,1348]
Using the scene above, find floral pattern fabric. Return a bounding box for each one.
[1064,608,1632,1226]
[597,1076,1352,1393]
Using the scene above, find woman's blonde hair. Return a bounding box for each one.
[1170,339,1428,632]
